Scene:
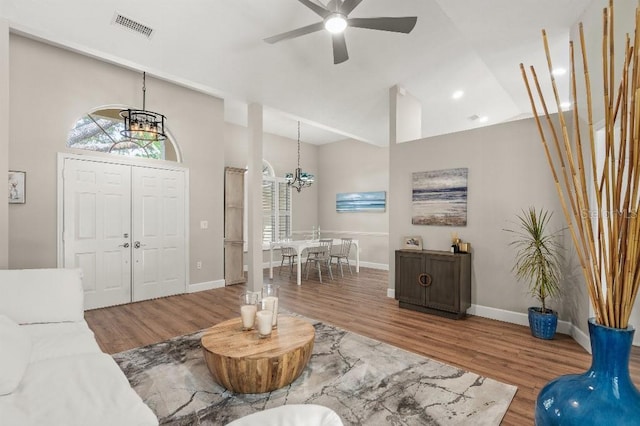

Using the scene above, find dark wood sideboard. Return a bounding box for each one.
[395,250,471,319]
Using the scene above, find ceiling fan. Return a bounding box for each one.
[264,0,418,64]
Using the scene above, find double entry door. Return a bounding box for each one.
[62,157,187,310]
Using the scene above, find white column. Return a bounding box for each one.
[246,103,264,292]
[0,20,9,268]
[390,85,422,144]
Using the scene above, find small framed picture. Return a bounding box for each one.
[402,236,423,250]
[8,171,26,204]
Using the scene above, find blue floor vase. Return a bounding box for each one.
[535,318,640,425]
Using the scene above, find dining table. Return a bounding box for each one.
[269,238,360,285]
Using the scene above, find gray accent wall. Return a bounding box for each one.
[389,117,577,321]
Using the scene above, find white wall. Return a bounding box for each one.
[7,34,225,286]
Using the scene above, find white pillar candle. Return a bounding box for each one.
[240,304,257,330]
[256,310,273,337]
[262,296,279,327]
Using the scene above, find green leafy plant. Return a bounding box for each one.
[506,207,563,312]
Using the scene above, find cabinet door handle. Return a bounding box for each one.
[418,273,432,287]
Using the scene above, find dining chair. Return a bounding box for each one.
[330,238,353,278]
[280,246,297,277]
[305,239,333,283]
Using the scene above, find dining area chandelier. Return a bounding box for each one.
[285,121,314,192]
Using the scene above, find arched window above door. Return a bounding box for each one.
[262,160,275,177]
[67,107,180,161]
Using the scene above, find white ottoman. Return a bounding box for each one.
[226,404,343,426]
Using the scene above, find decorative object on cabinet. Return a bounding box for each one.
[402,236,423,250]
[412,168,468,226]
[224,167,247,285]
[504,207,562,340]
[336,191,386,212]
[8,171,26,204]
[521,2,640,422]
[395,250,471,319]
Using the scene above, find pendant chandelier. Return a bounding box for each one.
[285,121,314,192]
[120,72,167,145]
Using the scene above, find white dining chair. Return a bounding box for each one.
[305,239,333,283]
[330,238,353,277]
[280,246,297,277]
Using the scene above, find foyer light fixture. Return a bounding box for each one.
[285,121,314,192]
[324,13,348,34]
[120,72,167,145]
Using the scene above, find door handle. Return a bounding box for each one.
[134,241,146,249]
[418,273,432,287]
[119,243,130,248]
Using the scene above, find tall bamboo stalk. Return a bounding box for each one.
[521,1,640,328]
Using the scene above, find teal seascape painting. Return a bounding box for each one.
[336,191,386,212]
[412,168,468,226]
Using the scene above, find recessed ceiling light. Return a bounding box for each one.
[478,116,489,123]
[452,90,464,100]
[560,101,572,110]
[552,67,567,76]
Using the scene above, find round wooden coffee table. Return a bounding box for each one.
[201,316,315,394]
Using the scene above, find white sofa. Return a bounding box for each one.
[0,268,158,426]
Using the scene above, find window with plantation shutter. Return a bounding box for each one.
[245,160,292,249]
[262,177,292,244]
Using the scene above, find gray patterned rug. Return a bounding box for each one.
[113,315,517,425]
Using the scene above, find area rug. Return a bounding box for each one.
[113,315,517,425]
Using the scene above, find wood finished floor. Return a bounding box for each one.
[85,266,640,425]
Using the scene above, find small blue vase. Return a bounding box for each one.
[535,318,640,425]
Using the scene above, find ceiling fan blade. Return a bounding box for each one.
[298,0,330,18]
[348,16,418,34]
[264,22,325,44]
[332,33,349,64]
[339,0,364,15]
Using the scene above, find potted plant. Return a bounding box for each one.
[505,207,562,340]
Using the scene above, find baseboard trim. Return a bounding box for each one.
[360,261,388,271]
[467,304,600,351]
[570,324,592,353]
[385,299,595,351]
[261,261,389,271]
[188,279,225,293]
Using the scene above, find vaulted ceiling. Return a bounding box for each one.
[1,0,592,145]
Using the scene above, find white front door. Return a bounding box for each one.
[62,157,187,310]
[132,166,186,301]
[63,159,132,310]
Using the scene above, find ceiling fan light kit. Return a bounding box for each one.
[264,0,418,64]
[324,13,347,33]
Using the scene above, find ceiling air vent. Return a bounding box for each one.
[113,13,154,38]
